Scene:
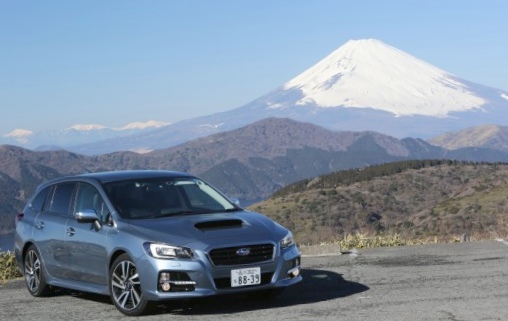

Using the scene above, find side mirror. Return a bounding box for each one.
[229,198,241,206]
[75,209,100,223]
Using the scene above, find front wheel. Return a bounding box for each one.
[109,254,155,316]
[24,245,52,297]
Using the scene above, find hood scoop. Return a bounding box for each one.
[195,219,244,231]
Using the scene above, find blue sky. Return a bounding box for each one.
[1,0,507,133]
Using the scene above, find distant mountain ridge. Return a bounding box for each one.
[2,117,508,233]
[429,124,508,153]
[1,120,169,151]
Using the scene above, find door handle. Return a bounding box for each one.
[66,227,75,236]
[35,221,44,229]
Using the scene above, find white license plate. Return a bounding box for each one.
[231,267,261,287]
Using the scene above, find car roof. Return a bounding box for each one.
[46,170,195,185]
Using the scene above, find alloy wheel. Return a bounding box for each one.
[23,245,51,297]
[24,249,41,293]
[111,259,142,311]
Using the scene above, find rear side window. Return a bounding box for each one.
[45,182,76,215]
[30,186,51,211]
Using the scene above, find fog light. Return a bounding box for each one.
[160,272,171,291]
[287,266,300,278]
[161,282,171,291]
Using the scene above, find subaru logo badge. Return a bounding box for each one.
[236,248,251,256]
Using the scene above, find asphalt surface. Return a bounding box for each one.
[1,240,507,321]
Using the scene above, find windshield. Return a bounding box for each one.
[104,177,238,219]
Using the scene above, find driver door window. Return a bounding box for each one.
[74,183,108,222]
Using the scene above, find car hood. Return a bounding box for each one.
[125,210,287,248]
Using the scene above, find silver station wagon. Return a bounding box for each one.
[14,170,302,316]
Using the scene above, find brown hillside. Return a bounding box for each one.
[248,161,508,245]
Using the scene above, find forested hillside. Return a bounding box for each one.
[249,160,508,244]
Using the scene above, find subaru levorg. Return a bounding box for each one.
[14,170,302,316]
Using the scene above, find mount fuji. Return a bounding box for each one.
[282,39,487,116]
[66,39,508,154]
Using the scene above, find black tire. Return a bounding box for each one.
[109,254,155,316]
[24,245,52,297]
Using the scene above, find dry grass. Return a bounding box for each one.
[298,232,492,253]
[335,233,476,250]
[0,251,22,282]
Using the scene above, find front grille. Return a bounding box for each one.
[170,272,191,282]
[209,244,274,266]
[170,284,195,292]
[214,272,273,289]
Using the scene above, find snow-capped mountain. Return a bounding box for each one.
[282,39,486,116]
[1,120,169,150]
[250,39,508,137]
[8,39,508,155]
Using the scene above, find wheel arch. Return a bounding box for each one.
[109,249,128,271]
[21,242,36,266]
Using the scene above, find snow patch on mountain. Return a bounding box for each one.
[283,39,486,117]
[116,120,169,130]
[501,93,508,101]
[66,120,168,132]
[0,120,171,150]
[199,123,225,129]
[68,124,107,131]
[3,129,34,144]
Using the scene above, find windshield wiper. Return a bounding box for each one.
[224,208,242,212]
[156,210,195,218]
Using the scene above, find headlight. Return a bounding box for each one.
[143,242,194,259]
[280,231,295,249]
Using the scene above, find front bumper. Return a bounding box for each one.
[137,244,302,301]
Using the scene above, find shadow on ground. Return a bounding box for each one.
[156,268,369,315]
[66,268,368,315]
